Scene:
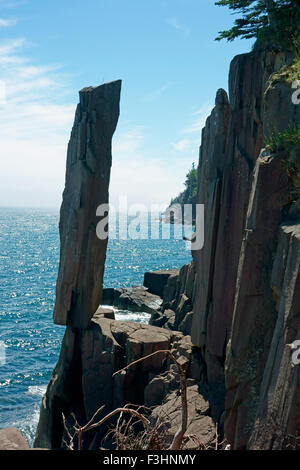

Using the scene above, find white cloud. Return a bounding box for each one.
[0,17,17,27]
[170,104,214,159]
[111,126,193,208]
[171,138,191,152]
[0,36,190,209]
[142,83,170,103]
[113,126,144,155]
[0,0,27,8]
[166,17,190,36]
[0,38,75,207]
[0,35,206,209]
[181,103,213,135]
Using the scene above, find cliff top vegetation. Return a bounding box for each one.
[215,1,300,53]
[169,162,198,209]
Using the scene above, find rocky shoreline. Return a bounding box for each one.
[2,47,300,450]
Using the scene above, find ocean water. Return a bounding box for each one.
[0,207,192,446]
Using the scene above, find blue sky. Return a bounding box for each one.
[0,0,253,208]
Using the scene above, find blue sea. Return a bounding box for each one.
[0,207,192,446]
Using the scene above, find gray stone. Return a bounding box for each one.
[34,319,174,449]
[0,427,30,450]
[225,153,289,449]
[143,270,179,297]
[53,81,121,328]
[103,286,162,314]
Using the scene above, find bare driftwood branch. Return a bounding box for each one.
[62,348,188,450]
[63,406,151,450]
[113,348,188,450]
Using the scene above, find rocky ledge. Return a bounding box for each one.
[101,286,162,314]
[34,316,216,450]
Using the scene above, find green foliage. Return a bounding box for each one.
[265,125,300,153]
[266,125,300,201]
[170,162,198,208]
[215,1,300,52]
[266,58,300,91]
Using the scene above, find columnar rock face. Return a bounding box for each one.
[186,50,300,448]
[248,223,300,449]
[149,263,196,334]
[53,81,121,328]
[34,51,300,451]
[192,52,267,384]
[225,152,289,448]
[224,54,300,449]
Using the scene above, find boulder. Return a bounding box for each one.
[102,286,162,314]
[0,427,30,450]
[143,270,179,297]
[101,287,115,305]
[161,271,179,306]
[150,309,175,329]
[94,307,115,320]
[53,81,121,328]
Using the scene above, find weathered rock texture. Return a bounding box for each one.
[143,270,178,297]
[149,264,196,334]
[34,318,215,450]
[225,152,289,448]
[248,223,300,449]
[101,286,162,314]
[149,50,300,449]
[53,81,121,328]
[35,49,300,451]
[0,427,30,450]
[183,50,300,449]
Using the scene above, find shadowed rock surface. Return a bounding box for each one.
[53,81,121,328]
[150,50,300,449]
[172,50,300,449]
[248,223,300,449]
[143,270,179,297]
[225,152,289,448]
[149,264,195,333]
[34,318,215,450]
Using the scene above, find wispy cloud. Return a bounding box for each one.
[142,83,170,103]
[0,37,75,207]
[166,17,190,36]
[111,125,194,207]
[113,126,145,155]
[171,138,191,152]
[0,0,27,8]
[181,103,213,135]
[170,103,213,158]
[0,17,17,27]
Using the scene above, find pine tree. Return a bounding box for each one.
[215,0,300,51]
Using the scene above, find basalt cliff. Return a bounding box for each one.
[32,49,300,451]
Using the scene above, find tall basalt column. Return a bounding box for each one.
[53,80,121,328]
